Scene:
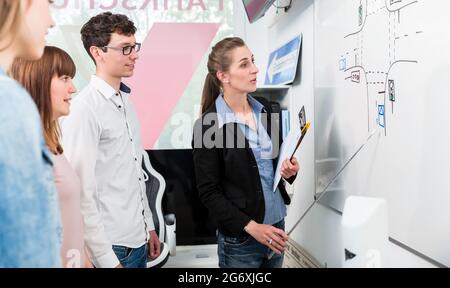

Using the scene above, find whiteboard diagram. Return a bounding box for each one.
[315,0,450,267]
[340,0,420,135]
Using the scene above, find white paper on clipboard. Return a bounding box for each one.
[273,128,302,192]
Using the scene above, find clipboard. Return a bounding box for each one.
[289,106,310,159]
[273,106,311,192]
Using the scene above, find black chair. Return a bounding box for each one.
[142,150,176,268]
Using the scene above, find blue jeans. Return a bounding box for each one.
[218,220,285,268]
[112,244,148,268]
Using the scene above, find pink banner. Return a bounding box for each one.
[126,22,219,149]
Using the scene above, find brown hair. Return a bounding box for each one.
[81,12,137,63]
[0,0,23,51]
[10,46,76,155]
[201,37,246,114]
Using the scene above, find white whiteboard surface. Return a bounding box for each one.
[314,0,450,266]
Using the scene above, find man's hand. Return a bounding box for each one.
[148,230,161,260]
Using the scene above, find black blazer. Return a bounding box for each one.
[192,97,296,237]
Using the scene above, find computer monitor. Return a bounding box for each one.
[242,0,276,23]
[147,149,217,245]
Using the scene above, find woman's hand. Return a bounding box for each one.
[244,220,288,254]
[281,157,300,180]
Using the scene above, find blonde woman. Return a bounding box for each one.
[0,0,60,267]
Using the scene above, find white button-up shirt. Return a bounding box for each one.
[61,75,154,268]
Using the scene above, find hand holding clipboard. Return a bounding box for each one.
[272,106,311,192]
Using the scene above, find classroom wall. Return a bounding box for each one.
[233,0,435,268]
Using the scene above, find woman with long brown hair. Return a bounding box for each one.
[11,46,86,268]
[0,0,59,268]
[193,37,300,268]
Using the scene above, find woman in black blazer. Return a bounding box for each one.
[192,37,299,268]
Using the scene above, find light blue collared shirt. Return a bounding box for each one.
[0,68,61,268]
[215,94,286,225]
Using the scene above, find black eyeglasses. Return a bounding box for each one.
[100,43,141,55]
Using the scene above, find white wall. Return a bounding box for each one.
[233,0,435,268]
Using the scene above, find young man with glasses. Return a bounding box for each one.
[61,12,160,268]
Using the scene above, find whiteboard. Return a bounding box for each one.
[314,0,450,266]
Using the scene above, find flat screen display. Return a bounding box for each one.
[242,0,276,23]
[147,149,217,245]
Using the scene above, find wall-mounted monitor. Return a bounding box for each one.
[242,0,276,23]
